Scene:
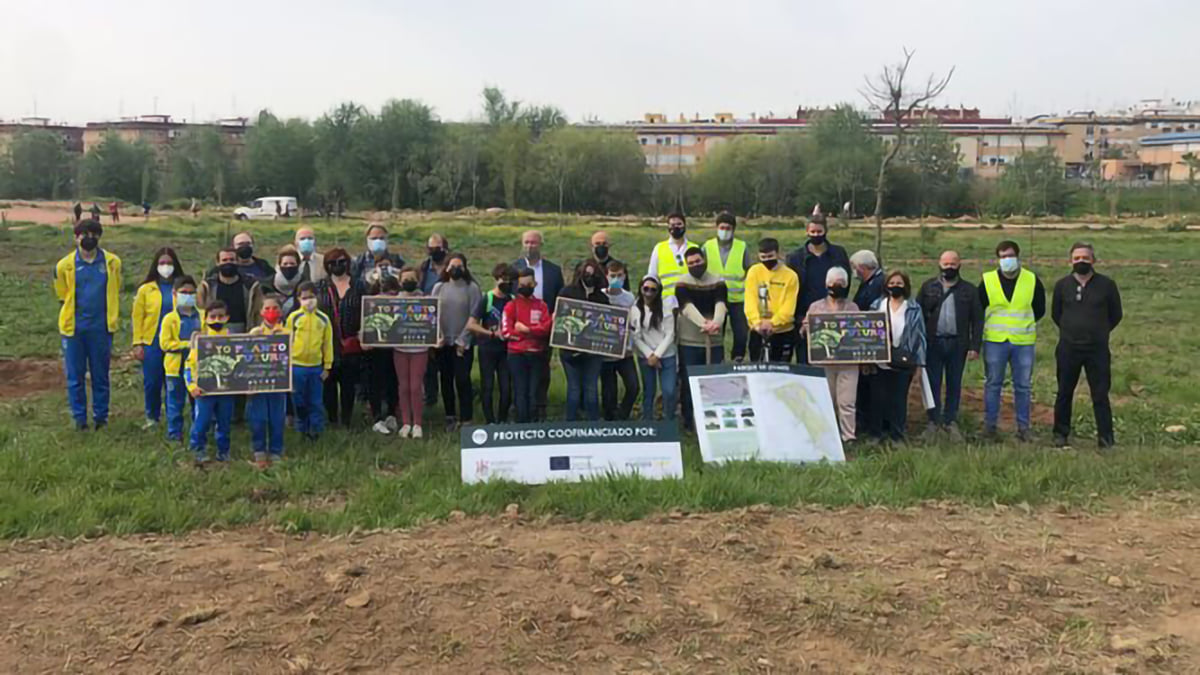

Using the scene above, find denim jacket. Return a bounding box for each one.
[871,297,927,366]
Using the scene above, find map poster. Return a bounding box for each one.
[686,363,844,464]
[549,297,631,358]
[360,296,441,348]
[194,334,292,395]
[806,311,891,365]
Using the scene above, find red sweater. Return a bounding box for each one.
[502,295,552,354]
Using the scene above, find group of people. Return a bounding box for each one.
[72,200,151,224]
[53,210,1123,468]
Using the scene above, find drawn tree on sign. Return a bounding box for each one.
[810,327,846,360]
[198,355,238,389]
[555,314,589,346]
[364,312,398,342]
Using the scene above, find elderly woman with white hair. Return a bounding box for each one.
[802,266,860,443]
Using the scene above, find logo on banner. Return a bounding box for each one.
[472,429,488,445]
[549,456,570,471]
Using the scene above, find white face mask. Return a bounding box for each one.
[717,228,733,242]
[157,264,174,279]
[301,298,317,312]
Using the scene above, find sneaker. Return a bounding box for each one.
[75,421,88,432]
[1053,434,1070,448]
[1016,428,1035,444]
[945,422,964,443]
[93,421,107,431]
[397,424,412,439]
[140,418,159,430]
[1098,436,1116,450]
[983,426,1000,442]
[372,420,392,435]
[384,415,399,433]
[411,425,423,439]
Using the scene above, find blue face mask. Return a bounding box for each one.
[176,293,196,308]
[999,257,1020,274]
[608,276,624,290]
[297,238,315,255]
[368,238,387,254]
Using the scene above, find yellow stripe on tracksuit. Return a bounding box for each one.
[982,269,1037,345]
[285,309,334,369]
[54,249,122,336]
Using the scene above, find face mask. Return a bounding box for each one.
[593,244,609,260]
[377,266,392,278]
[301,298,317,312]
[218,262,238,277]
[887,286,906,298]
[523,246,541,262]
[809,234,827,247]
[236,244,254,259]
[281,266,299,280]
[297,238,315,255]
[642,287,659,297]
[589,273,605,288]
[518,285,535,297]
[157,264,174,279]
[450,267,465,280]
[1072,261,1093,275]
[668,225,686,240]
[401,279,419,292]
[828,285,849,299]
[761,258,778,270]
[498,281,512,294]
[429,248,446,263]
[717,229,733,242]
[328,260,349,276]
[607,276,623,290]
[688,265,707,279]
[176,293,196,308]
[79,236,99,251]
[368,238,387,254]
[207,321,226,332]
[261,308,282,324]
[940,267,959,281]
[999,257,1020,274]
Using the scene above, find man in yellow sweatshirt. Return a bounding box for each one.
[285,282,334,439]
[744,238,800,362]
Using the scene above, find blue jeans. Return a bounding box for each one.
[292,366,327,434]
[190,395,234,461]
[679,344,723,427]
[983,341,1035,431]
[638,355,678,421]
[561,353,602,421]
[142,342,166,421]
[926,336,968,425]
[62,329,112,425]
[249,392,287,459]
[165,376,191,440]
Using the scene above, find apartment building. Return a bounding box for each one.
[82,115,250,167]
[0,117,85,155]
[1035,99,1200,178]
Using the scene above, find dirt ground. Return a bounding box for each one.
[1,501,1197,674]
[0,358,63,399]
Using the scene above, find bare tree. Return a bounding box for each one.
[861,48,954,258]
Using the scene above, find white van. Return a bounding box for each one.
[234,196,298,221]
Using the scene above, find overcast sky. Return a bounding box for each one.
[2,0,1196,126]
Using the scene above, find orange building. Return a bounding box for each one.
[82,115,249,168]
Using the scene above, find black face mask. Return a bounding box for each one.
[207,322,225,332]
[668,225,686,240]
[518,286,535,297]
[236,244,254,259]
[887,286,906,298]
[281,266,299,280]
[450,267,465,280]
[79,236,99,252]
[940,267,959,281]
[809,235,827,247]
[828,285,849,299]
[218,262,239,277]
[401,280,418,292]
[497,281,512,294]
[1072,261,1093,276]
[688,265,707,279]
[593,244,609,260]
[328,261,349,276]
[429,248,446,263]
[761,258,778,270]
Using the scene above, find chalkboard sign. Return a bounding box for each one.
[360,295,441,348]
[806,311,891,364]
[195,334,292,395]
[550,297,631,358]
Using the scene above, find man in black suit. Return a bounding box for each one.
[513,229,565,422]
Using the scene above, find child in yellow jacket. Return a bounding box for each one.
[285,282,333,440]
[184,301,233,465]
[248,296,290,467]
[158,275,203,441]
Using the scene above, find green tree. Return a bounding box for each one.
[372,99,439,210]
[488,122,531,209]
[243,111,316,201]
[432,124,486,209]
[0,130,75,199]
[167,127,238,204]
[1182,152,1200,187]
[901,122,961,217]
[989,146,1072,216]
[313,102,367,214]
[80,133,158,202]
[798,106,881,216]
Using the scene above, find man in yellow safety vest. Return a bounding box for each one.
[978,240,1046,443]
[646,212,691,312]
[703,212,754,361]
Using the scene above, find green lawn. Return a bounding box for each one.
[0,213,1197,538]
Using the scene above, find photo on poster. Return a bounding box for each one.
[698,375,750,407]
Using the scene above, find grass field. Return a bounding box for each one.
[0,211,1198,539]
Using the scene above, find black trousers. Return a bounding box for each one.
[366,348,398,422]
[749,331,796,363]
[323,354,362,427]
[601,356,640,421]
[436,345,474,421]
[478,348,511,424]
[423,353,440,405]
[867,367,914,441]
[534,349,552,422]
[1053,343,1114,444]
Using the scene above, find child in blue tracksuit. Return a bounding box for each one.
[185,301,234,465]
[157,276,202,441]
[248,296,289,467]
[285,282,334,440]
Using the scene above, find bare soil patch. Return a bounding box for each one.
[1,501,1197,673]
[0,358,63,399]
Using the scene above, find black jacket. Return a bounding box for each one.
[917,276,983,353]
[1051,272,1122,347]
[853,268,885,312]
[786,242,851,319]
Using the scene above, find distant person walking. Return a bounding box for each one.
[142,200,151,219]
[190,198,201,219]
[108,201,120,224]
[89,203,101,221]
[72,202,83,224]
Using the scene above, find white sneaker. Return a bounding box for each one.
[411,425,423,439]
[140,418,159,430]
[384,415,398,433]
[371,420,392,435]
[397,424,411,439]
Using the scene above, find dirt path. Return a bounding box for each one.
[1,501,1197,673]
[0,358,63,399]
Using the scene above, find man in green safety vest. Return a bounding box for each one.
[978,240,1046,443]
[646,212,692,312]
[703,212,754,361]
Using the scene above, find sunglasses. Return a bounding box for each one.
[641,287,659,293]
